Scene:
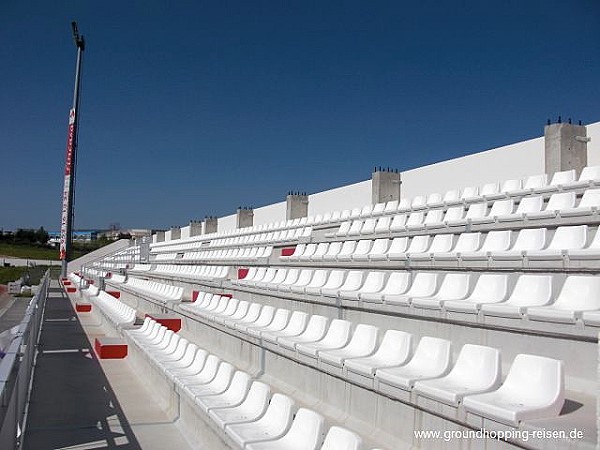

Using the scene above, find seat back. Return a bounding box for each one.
[578,188,600,208]
[321,319,352,347]
[406,235,430,253]
[320,426,363,450]
[549,169,576,186]
[512,228,547,251]
[453,232,481,252]
[489,198,513,216]
[280,408,325,449]
[545,192,576,211]
[481,230,511,252]
[548,225,588,250]
[381,272,411,295]
[468,274,508,302]
[427,234,454,253]
[388,237,409,253]
[406,272,438,297]
[449,344,501,389]
[507,275,552,306]
[407,337,452,372]
[375,330,413,365]
[554,275,600,310]
[523,173,548,190]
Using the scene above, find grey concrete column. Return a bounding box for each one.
[204,216,218,234]
[155,231,165,243]
[169,226,181,241]
[286,192,309,220]
[544,121,588,178]
[139,241,150,263]
[236,207,254,228]
[372,168,401,204]
[189,220,203,237]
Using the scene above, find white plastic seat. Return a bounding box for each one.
[307,270,346,296]
[377,236,408,261]
[480,182,501,200]
[225,302,262,328]
[410,210,444,231]
[344,330,413,377]
[237,305,276,333]
[568,227,600,261]
[525,225,588,261]
[496,195,543,222]
[375,337,452,391]
[527,192,576,220]
[225,393,296,448]
[285,244,306,261]
[414,344,501,406]
[245,408,325,450]
[490,228,547,261]
[296,270,329,294]
[339,271,386,300]
[247,308,290,337]
[262,311,309,343]
[335,221,352,237]
[195,371,253,413]
[481,275,553,318]
[410,195,427,210]
[470,199,514,224]
[441,206,465,225]
[520,173,548,194]
[564,165,600,189]
[442,189,461,205]
[460,230,512,261]
[371,202,386,217]
[347,220,365,237]
[281,269,313,293]
[361,272,410,303]
[443,273,508,313]
[526,275,600,323]
[320,242,343,261]
[278,315,329,350]
[320,426,363,450]
[297,244,318,261]
[460,186,480,202]
[175,355,222,390]
[384,272,438,305]
[411,273,471,309]
[335,241,358,261]
[408,234,454,262]
[322,271,363,298]
[319,324,379,367]
[274,269,301,291]
[373,216,391,234]
[353,238,389,262]
[182,361,235,399]
[389,214,407,232]
[208,381,270,429]
[296,319,352,357]
[537,169,576,192]
[340,240,371,261]
[359,218,377,235]
[392,235,430,261]
[561,188,600,217]
[433,233,481,262]
[309,243,330,261]
[462,354,564,426]
[383,200,399,214]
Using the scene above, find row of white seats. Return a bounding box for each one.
[332,189,600,238]
[126,318,366,449]
[121,276,184,302]
[152,227,311,254]
[79,283,137,327]
[182,292,565,427]
[285,225,600,266]
[153,264,229,281]
[182,246,273,262]
[150,166,600,253]
[232,268,600,324]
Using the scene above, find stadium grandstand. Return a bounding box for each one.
[4,119,595,449]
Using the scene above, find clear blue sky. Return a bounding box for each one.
[1,0,599,231]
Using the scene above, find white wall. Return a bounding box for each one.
[217,214,237,232]
[308,180,372,216]
[586,121,600,166]
[253,201,287,226]
[174,120,600,239]
[180,225,191,240]
[400,137,544,199]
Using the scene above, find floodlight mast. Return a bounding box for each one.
[60,22,85,278]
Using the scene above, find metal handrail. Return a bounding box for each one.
[0,270,50,449]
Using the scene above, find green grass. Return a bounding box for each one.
[0,243,89,261]
[0,266,28,284]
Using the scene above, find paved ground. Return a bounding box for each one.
[23,280,193,450]
[0,294,29,334]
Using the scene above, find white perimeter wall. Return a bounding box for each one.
[253,201,287,226]
[182,121,600,236]
[308,180,372,217]
[400,137,544,199]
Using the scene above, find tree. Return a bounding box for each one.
[35,227,49,244]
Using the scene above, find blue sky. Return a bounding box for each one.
[1,1,599,231]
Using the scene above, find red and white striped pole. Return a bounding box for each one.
[60,22,85,278]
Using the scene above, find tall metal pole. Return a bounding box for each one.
[60,22,85,278]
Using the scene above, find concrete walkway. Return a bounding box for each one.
[23,280,193,450]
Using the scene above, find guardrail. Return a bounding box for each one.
[0,270,50,449]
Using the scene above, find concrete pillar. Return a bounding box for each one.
[372,168,401,204]
[204,216,218,234]
[286,192,309,220]
[189,220,203,237]
[155,231,165,243]
[544,121,588,178]
[236,207,254,228]
[139,242,150,262]
[169,226,181,241]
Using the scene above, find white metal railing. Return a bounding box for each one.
[0,270,50,449]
